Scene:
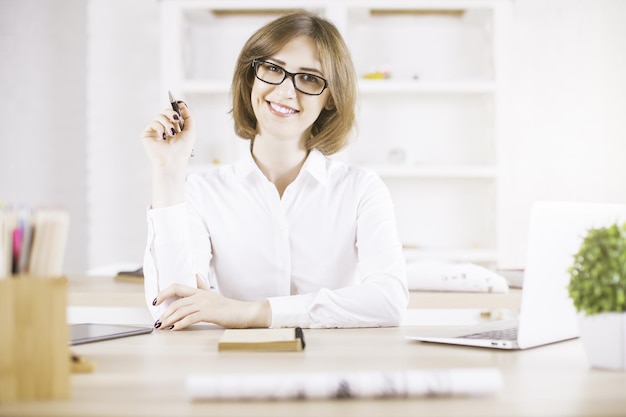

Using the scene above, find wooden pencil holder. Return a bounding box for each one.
[0,277,70,403]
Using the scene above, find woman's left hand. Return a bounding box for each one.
[153,276,271,330]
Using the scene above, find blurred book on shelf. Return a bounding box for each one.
[0,206,70,278]
[115,266,144,283]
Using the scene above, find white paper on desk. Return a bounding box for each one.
[187,368,502,401]
[406,261,509,293]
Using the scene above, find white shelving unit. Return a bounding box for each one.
[160,0,512,266]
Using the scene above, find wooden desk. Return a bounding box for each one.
[70,275,523,310]
[2,277,624,417]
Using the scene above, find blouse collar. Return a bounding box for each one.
[234,148,328,186]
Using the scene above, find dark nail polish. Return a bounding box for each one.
[171,128,176,135]
[154,320,162,329]
[173,114,179,120]
[162,132,166,140]
[168,325,174,330]
[177,100,186,107]
[152,298,157,306]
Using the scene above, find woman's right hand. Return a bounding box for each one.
[140,101,196,208]
[152,276,272,330]
[140,100,196,174]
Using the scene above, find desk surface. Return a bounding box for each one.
[2,277,625,417]
[69,274,523,310]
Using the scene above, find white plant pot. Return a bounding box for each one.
[578,312,626,371]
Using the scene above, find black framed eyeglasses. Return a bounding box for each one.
[252,59,328,96]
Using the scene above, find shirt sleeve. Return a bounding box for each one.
[143,202,207,319]
[267,171,409,328]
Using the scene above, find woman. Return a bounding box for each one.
[140,10,407,330]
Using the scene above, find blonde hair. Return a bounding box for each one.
[231,10,357,155]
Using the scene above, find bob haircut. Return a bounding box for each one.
[231,10,357,155]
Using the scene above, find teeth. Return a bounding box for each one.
[270,102,297,114]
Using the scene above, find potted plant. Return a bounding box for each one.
[568,221,626,371]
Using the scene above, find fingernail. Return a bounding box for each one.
[154,320,162,329]
[162,132,166,140]
[177,100,186,107]
[173,114,179,120]
[168,325,174,330]
[152,298,157,306]
[170,128,176,135]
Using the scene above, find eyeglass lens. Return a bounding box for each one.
[254,61,326,95]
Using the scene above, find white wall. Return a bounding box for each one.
[1,0,625,273]
[86,0,159,270]
[0,0,87,274]
[498,0,626,267]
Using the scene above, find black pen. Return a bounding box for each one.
[169,90,194,157]
[168,90,184,131]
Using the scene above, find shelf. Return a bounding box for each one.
[403,248,499,264]
[180,80,230,94]
[369,8,466,17]
[187,163,497,179]
[366,164,496,179]
[162,0,512,267]
[358,79,495,94]
[179,79,496,95]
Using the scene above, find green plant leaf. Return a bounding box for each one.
[567,222,626,315]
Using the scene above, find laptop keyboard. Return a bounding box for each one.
[462,327,519,341]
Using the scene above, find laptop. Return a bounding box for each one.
[407,201,626,350]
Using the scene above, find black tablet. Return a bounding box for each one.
[70,323,153,345]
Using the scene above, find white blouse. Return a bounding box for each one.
[143,149,408,328]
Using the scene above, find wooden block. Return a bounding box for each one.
[0,277,70,403]
[70,353,96,374]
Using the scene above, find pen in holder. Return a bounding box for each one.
[0,207,71,401]
[0,276,70,402]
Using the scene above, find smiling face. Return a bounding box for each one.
[250,36,330,144]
